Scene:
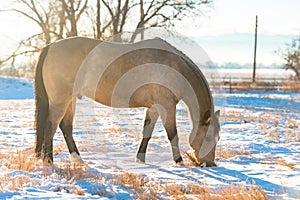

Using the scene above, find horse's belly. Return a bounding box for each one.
[94,83,180,109]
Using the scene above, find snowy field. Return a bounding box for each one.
[0,76,300,199]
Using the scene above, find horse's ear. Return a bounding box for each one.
[203,110,211,125]
[215,110,220,120]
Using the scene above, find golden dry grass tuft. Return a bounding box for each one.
[0,174,32,191]
[71,187,85,196]
[110,127,124,133]
[116,172,146,195]
[118,172,146,187]
[3,150,40,172]
[182,151,202,167]
[224,110,243,122]
[53,145,63,156]
[164,183,186,198]
[265,129,280,142]
[216,144,248,159]
[54,159,90,180]
[164,182,269,200]
[163,182,208,198]
[215,183,269,200]
[115,172,159,200]
[0,150,4,159]
[287,119,298,129]
[114,171,270,200]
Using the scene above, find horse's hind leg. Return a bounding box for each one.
[43,103,68,163]
[136,107,159,163]
[163,105,183,164]
[59,100,81,162]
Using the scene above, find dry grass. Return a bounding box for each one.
[0,140,286,199]
[53,145,63,156]
[221,81,300,92]
[71,187,85,196]
[3,150,40,172]
[285,130,300,142]
[54,159,90,180]
[287,119,298,129]
[118,172,146,187]
[110,127,124,133]
[164,182,209,199]
[164,183,187,198]
[281,81,300,92]
[265,129,280,143]
[183,151,218,167]
[163,182,269,200]
[182,144,248,167]
[0,148,272,200]
[182,151,202,167]
[260,156,296,170]
[264,121,299,143]
[0,150,4,159]
[224,110,243,122]
[215,183,269,200]
[225,108,299,144]
[216,144,248,159]
[50,184,86,196]
[115,171,270,200]
[0,174,32,191]
[115,172,159,200]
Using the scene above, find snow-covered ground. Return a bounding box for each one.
[0,76,299,199]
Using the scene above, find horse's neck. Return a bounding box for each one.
[159,39,214,123]
[182,68,213,128]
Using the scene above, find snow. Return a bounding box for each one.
[0,76,299,199]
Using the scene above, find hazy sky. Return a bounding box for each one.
[0,0,299,65]
[193,0,300,36]
[192,0,300,64]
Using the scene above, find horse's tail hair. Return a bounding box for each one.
[34,44,50,156]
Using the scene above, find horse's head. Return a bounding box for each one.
[189,110,220,167]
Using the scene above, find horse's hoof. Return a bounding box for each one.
[176,161,184,166]
[70,152,84,164]
[200,160,217,168]
[35,153,42,159]
[136,158,146,164]
[42,157,54,166]
[175,156,183,164]
[136,154,146,163]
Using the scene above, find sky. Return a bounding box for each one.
[191,0,300,65]
[0,0,299,66]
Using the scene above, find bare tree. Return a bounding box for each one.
[100,0,130,41]
[277,36,300,81]
[7,0,55,44]
[96,0,102,39]
[98,0,212,42]
[1,0,212,76]
[0,0,89,76]
[0,0,62,76]
[59,0,89,37]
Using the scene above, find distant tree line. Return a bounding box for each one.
[0,0,212,77]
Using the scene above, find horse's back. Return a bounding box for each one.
[41,37,205,109]
[42,37,101,104]
[76,38,191,107]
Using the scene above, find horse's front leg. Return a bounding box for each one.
[163,105,183,164]
[136,107,159,163]
[43,104,68,163]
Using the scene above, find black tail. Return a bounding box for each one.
[34,45,50,157]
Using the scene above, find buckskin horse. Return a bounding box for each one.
[34,36,220,166]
